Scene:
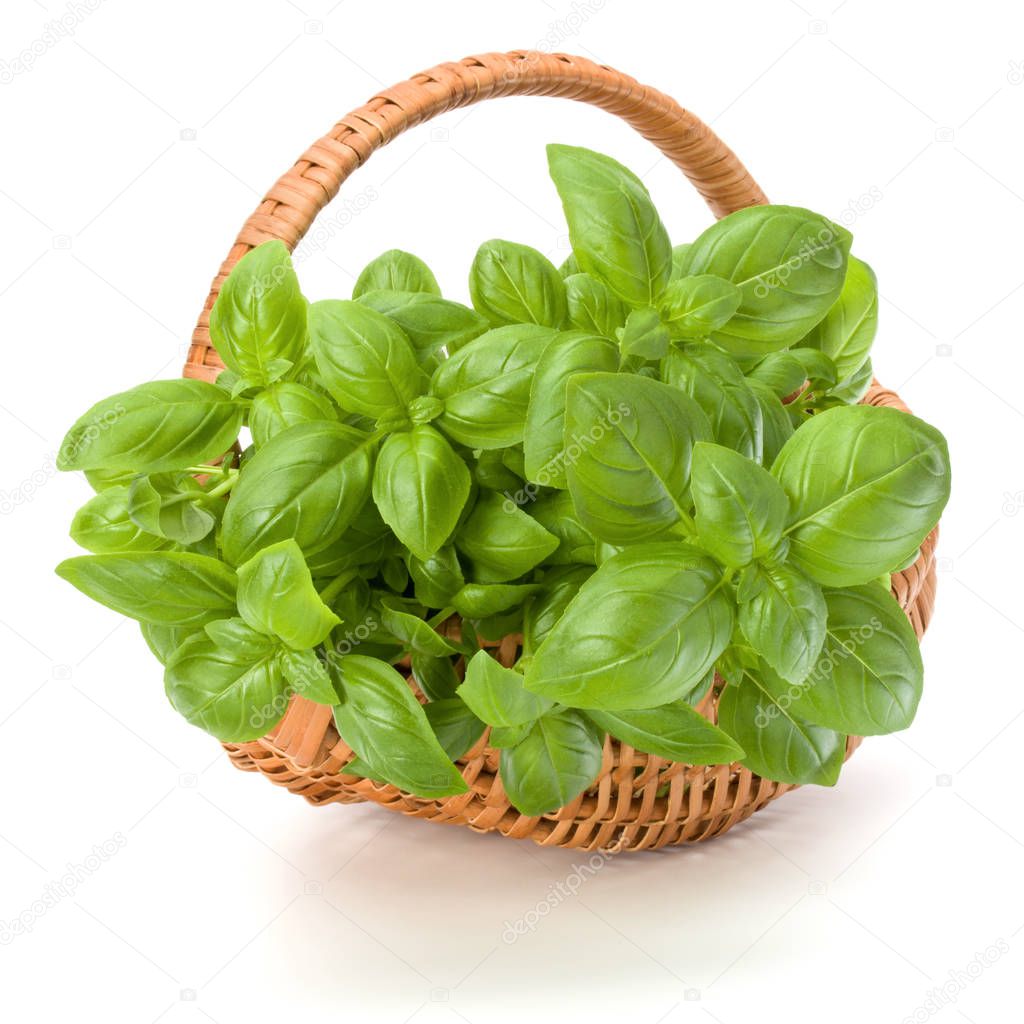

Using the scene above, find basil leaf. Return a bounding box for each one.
[618,307,670,360]
[547,144,672,306]
[691,442,789,567]
[356,289,487,360]
[376,601,458,657]
[423,698,486,760]
[717,669,845,785]
[802,255,877,380]
[780,584,923,735]
[457,650,554,726]
[678,205,852,355]
[57,380,244,473]
[500,710,604,816]
[522,565,593,654]
[140,622,199,665]
[738,562,827,684]
[658,275,742,339]
[564,273,628,338]
[452,582,540,619]
[352,249,440,298]
[406,545,465,608]
[564,373,711,544]
[56,552,237,626]
[236,539,340,649]
[249,382,337,447]
[828,357,873,406]
[278,647,339,706]
[306,498,393,577]
[586,702,743,763]
[490,722,533,749]
[789,347,838,389]
[662,348,764,461]
[330,655,468,798]
[165,631,286,741]
[747,352,807,399]
[748,380,794,467]
[523,331,619,487]
[127,473,216,545]
[455,492,558,583]
[70,486,167,553]
[525,543,734,709]
[528,492,597,566]
[220,421,374,565]
[208,240,308,386]
[431,324,558,449]
[84,467,137,492]
[411,653,461,701]
[772,405,951,586]
[469,239,567,328]
[204,616,274,658]
[309,299,427,419]
[371,424,470,560]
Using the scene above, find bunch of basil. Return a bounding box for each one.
[55,144,950,816]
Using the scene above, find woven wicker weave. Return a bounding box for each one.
[183,51,938,851]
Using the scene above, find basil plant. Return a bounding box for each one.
[56,144,950,816]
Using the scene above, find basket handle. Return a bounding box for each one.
[185,50,768,379]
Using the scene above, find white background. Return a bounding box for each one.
[0,1,1020,1020]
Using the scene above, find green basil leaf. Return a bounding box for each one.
[670,243,691,279]
[455,492,558,583]
[278,647,338,705]
[586,701,743,763]
[801,255,877,380]
[70,486,167,553]
[423,698,486,760]
[127,474,216,545]
[500,710,604,816]
[406,545,465,608]
[410,653,461,701]
[717,669,845,785]
[772,405,950,586]
[140,622,199,665]
[618,307,670,360]
[662,348,764,461]
[691,442,789,567]
[430,324,558,449]
[547,144,672,306]
[658,275,742,339]
[376,601,457,657]
[474,449,524,493]
[748,380,794,467]
[469,239,567,328]
[204,616,274,658]
[236,539,340,649]
[208,240,308,385]
[828,357,874,406]
[523,331,619,487]
[457,650,554,727]
[330,655,468,798]
[249,382,338,447]
[57,380,244,473]
[523,565,593,654]
[779,584,923,735]
[564,273,628,338]
[564,373,711,543]
[309,299,427,419]
[528,492,596,566]
[558,252,579,278]
[490,722,533,749]
[738,562,827,684]
[747,352,807,398]
[220,420,374,565]
[352,249,440,298]
[356,289,487,360]
[56,551,237,626]
[306,498,394,577]
[84,467,138,492]
[678,205,852,356]
[371,424,471,560]
[789,347,838,389]
[452,582,540,619]
[165,631,286,741]
[525,543,734,709]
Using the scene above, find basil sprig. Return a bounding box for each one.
[55,144,950,817]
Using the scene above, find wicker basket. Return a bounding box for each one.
[183,51,939,851]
